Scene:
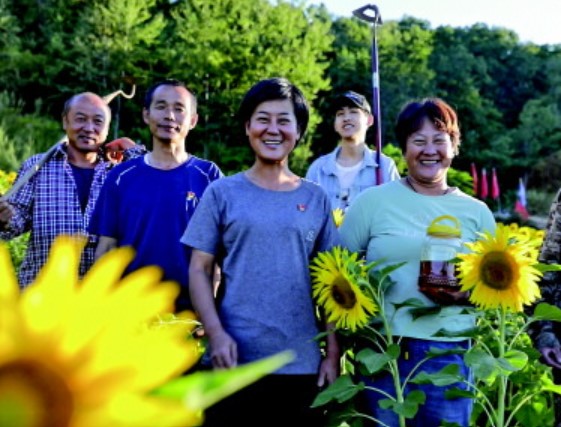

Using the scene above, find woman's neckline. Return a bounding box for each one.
[404,176,451,196]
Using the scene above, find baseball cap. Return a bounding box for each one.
[333,91,372,114]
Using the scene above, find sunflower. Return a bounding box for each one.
[310,246,377,331]
[0,236,201,427]
[457,223,542,312]
[332,208,345,228]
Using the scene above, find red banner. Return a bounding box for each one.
[491,168,500,200]
[480,168,488,199]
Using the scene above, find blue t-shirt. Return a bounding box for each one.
[181,173,340,374]
[69,164,95,212]
[89,155,222,310]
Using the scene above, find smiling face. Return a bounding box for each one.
[334,106,372,142]
[405,118,455,186]
[245,99,301,164]
[63,93,110,154]
[142,85,198,146]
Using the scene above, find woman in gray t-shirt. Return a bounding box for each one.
[182,77,340,426]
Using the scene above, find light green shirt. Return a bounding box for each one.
[340,180,496,340]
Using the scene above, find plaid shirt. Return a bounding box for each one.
[529,189,561,350]
[0,144,144,286]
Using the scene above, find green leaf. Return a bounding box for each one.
[152,350,294,411]
[410,364,465,386]
[532,303,561,322]
[444,387,477,399]
[311,374,364,407]
[393,298,426,311]
[432,327,480,339]
[379,390,426,419]
[499,349,528,372]
[356,348,393,374]
[425,346,468,358]
[409,306,443,320]
[541,376,561,395]
[377,261,407,278]
[386,343,401,360]
[534,262,561,273]
[465,348,500,384]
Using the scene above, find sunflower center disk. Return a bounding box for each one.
[481,251,514,291]
[331,275,358,309]
[0,361,74,427]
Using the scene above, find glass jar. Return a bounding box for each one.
[418,215,468,305]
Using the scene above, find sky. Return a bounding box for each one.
[307,0,560,45]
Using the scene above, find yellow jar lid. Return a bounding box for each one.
[426,215,461,237]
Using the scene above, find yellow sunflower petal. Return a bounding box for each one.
[311,247,377,331]
[0,244,21,356]
[0,236,199,427]
[458,224,542,312]
[332,209,345,228]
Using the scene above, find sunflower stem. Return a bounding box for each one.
[496,306,507,427]
[380,313,406,427]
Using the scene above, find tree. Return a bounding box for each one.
[168,0,333,174]
[312,16,435,158]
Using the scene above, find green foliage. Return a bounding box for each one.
[469,309,557,427]
[0,92,61,171]
[526,189,557,218]
[153,350,294,411]
[2,1,561,200]
[167,0,333,170]
[447,168,476,196]
[0,168,29,270]
[381,143,407,175]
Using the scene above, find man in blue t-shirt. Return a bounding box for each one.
[89,79,222,311]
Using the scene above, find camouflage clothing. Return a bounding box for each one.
[530,189,561,350]
[530,189,561,427]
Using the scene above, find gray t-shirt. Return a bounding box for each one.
[181,172,340,374]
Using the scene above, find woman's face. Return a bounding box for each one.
[245,99,300,164]
[404,118,455,185]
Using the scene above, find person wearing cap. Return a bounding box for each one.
[305,90,400,211]
[0,92,143,287]
[339,98,496,426]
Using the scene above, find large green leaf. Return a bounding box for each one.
[498,349,528,373]
[465,347,528,385]
[534,262,561,273]
[465,348,500,384]
[539,373,561,395]
[532,303,561,322]
[379,390,426,419]
[356,348,393,375]
[311,374,364,407]
[152,350,293,411]
[410,364,465,386]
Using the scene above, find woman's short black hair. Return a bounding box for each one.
[395,98,461,155]
[237,77,309,142]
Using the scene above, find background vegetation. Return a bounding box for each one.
[1,0,561,216]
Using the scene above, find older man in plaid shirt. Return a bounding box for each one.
[0,92,142,286]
